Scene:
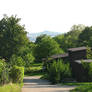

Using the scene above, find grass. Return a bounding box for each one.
[70,85,92,92]
[0,83,22,92]
[24,62,45,76]
[62,82,92,86]
[62,82,92,92]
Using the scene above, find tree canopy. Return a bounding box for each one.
[53,24,85,51]
[0,15,29,60]
[34,35,64,62]
[78,26,92,47]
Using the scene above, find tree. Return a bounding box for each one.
[34,35,64,62]
[53,24,85,51]
[35,34,47,44]
[78,26,92,47]
[0,15,29,60]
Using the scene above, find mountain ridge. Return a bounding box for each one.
[27,31,61,42]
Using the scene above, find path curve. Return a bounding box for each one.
[22,76,76,92]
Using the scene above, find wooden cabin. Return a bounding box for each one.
[43,47,92,81]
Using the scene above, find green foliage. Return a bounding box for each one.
[10,54,25,67]
[0,83,21,92]
[70,85,92,92]
[47,60,71,84]
[34,35,64,62]
[78,26,92,47]
[88,62,92,81]
[81,60,92,81]
[86,46,92,59]
[0,15,29,60]
[62,82,92,86]
[24,63,43,76]
[53,24,85,51]
[0,59,10,85]
[35,34,47,44]
[10,66,24,83]
[23,53,35,67]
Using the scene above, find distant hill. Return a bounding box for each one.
[27,31,61,42]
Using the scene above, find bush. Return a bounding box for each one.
[23,53,35,67]
[10,55,25,67]
[10,66,24,83]
[81,61,92,81]
[47,59,71,84]
[0,59,10,85]
[88,62,92,81]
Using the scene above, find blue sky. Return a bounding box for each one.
[0,0,92,33]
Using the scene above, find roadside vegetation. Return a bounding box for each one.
[0,83,22,92]
[24,62,44,76]
[70,85,92,92]
[1,15,92,91]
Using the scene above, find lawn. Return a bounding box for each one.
[0,83,22,92]
[62,82,92,86]
[24,63,45,76]
[70,85,92,92]
[62,82,92,92]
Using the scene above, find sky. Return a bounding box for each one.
[0,0,92,33]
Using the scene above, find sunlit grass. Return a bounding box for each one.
[62,82,92,86]
[0,83,22,92]
[70,85,92,92]
[24,62,44,76]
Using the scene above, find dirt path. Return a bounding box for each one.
[22,76,76,92]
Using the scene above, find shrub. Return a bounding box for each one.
[0,59,10,85]
[81,60,92,81]
[10,66,24,83]
[10,55,25,67]
[47,59,71,84]
[88,62,92,81]
[47,61,60,83]
[23,53,35,67]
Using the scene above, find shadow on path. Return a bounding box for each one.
[22,76,76,92]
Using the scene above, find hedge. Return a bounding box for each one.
[10,66,24,83]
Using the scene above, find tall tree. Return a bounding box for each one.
[0,15,29,60]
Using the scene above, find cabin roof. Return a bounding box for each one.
[68,47,87,52]
[50,53,68,59]
[75,59,92,64]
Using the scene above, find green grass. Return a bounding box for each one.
[24,62,44,76]
[62,82,92,86]
[70,85,92,92]
[62,82,92,92]
[0,83,22,92]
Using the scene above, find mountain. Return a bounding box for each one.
[27,31,61,42]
